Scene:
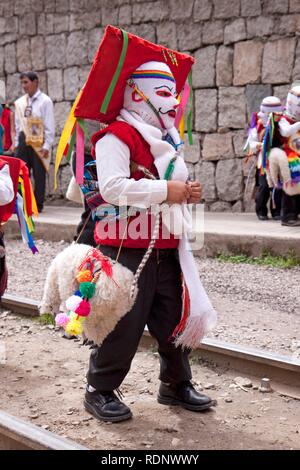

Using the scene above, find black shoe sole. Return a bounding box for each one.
[157,394,217,411]
[84,400,133,423]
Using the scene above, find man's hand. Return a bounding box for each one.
[166,181,193,204]
[40,149,49,159]
[187,181,202,204]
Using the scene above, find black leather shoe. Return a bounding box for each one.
[257,214,269,221]
[158,381,217,411]
[84,390,132,422]
[281,219,300,227]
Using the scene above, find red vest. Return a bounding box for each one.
[91,122,179,249]
[0,156,33,224]
[1,108,12,151]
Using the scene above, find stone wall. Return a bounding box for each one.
[1,0,300,209]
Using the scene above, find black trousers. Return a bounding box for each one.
[255,172,282,217]
[87,246,192,391]
[281,192,300,222]
[16,132,46,212]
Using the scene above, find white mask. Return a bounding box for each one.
[123,61,179,131]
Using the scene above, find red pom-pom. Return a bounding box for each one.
[75,299,91,317]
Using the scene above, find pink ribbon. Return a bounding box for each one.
[75,122,84,185]
[174,81,190,129]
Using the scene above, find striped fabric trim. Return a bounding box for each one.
[131,70,175,82]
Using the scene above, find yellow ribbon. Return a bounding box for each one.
[54,90,82,189]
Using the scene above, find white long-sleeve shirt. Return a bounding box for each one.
[15,89,55,151]
[96,133,168,208]
[0,164,14,206]
[279,116,300,138]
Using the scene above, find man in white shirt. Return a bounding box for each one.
[14,71,55,213]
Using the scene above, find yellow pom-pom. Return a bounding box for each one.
[76,270,93,283]
[69,312,85,324]
[65,319,83,336]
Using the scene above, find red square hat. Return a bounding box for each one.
[74,25,194,123]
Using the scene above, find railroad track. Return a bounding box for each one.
[1,294,300,390]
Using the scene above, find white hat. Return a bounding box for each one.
[260,96,282,114]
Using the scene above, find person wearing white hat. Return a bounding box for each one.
[245,96,283,220]
[267,86,300,226]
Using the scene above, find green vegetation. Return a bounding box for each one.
[217,251,300,269]
[34,313,55,325]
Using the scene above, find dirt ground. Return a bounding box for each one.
[0,311,299,450]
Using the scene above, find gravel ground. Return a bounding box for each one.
[0,312,299,450]
[4,239,300,356]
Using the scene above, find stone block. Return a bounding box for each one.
[0,47,4,76]
[47,69,63,102]
[290,0,300,12]
[17,39,32,72]
[177,23,201,51]
[6,73,22,103]
[45,34,66,68]
[232,200,244,212]
[202,21,224,45]
[219,87,246,129]
[278,14,300,35]
[169,0,194,20]
[31,36,46,71]
[216,46,233,87]
[224,19,246,46]
[66,32,88,66]
[63,67,80,101]
[19,13,36,36]
[245,84,272,119]
[69,12,101,31]
[193,46,216,88]
[54,101,72,136]
[195,89,217,133]
[194,0,212,21]
[240,0,262,17]
[156,22,177,50]
[132,1,168,24]
[118,4,132,26]
[210,201,232,211]
[198,162,216,202]
[129,24,156,43]
[38,71,47,95]
[262,38,296,84]
[202,133,233,161]
[44,0,56,12]
[273,85,290,105]
[184,133,201,164]
[246,16,274,39]
[293,40,300,81]
[232,130,247,157]
[38,13,54,35]
[4,43,16,74]
[88,28,103,63]
[213,0,240,19]
[101,0,119,26]
[0,34,18,47]
[4,16,18,34]
[53,15,69,33]
[263,0,289,14]
[55,0,70,13]
[233,40,263,86]
[216,158,244,202]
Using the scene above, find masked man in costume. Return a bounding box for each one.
[244,96,283,220]
[267,86,300,226]
[59,26,217,422]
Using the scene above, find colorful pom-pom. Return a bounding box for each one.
[79,282,96,300]
[76,270,93,283]
[65,319,83,336]
[75,299,91,317]
[55,312,69,327]
[66,294,82,312]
